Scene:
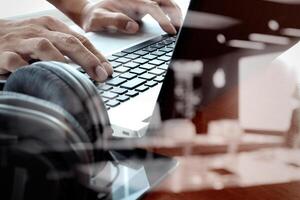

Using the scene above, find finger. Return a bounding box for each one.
[17,38,67,63]
[140,0,177,34]
[86,10,139,34]
[155,0,182,27]
[42,31,108,82]
[71,32,113,76]
[42,16,113,76]
[0,51,28,74]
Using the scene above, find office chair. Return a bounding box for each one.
[0,62,111,200]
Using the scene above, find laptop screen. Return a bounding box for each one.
[158,0,300,133]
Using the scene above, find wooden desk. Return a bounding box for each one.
[144,181,300,200]
[143,146,300,200]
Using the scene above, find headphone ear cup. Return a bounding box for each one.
[4,62,110,143]
[0,99,91,200]
[0,91,92,163]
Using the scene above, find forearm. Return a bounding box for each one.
[47,0,90,26]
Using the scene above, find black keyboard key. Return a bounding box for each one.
[135,85,149,92]
[134,50,148,56]
[166,52,173,57]
[143,54,157,60]
[106,77,127,86]
[102,97,109,103]
[122,35,164,53]
[126,90,139,97]
[140,64,156,70]
[113,52,127,57]
[157,56,171,62]
[120,72,137,80]
[124,62,139,69]
[102,91,118,99]
[151,43,165,49]
[158,64,169,70]
[160,47,173,53]
[149,60,165,66]
[107,100,120,107]
[117,95,130,102]
[121,78,146,89]
[111,72,120,78]
[151,51,165,57]
[133,58,148,64]
[154,76,164,82]
[114,66,130,73]
[165,38,174,43]
[122,48,138,54]
[161,40,173,45]
[143,46,157,52]
[158,42,167,45]
[145,80,158,87]
[108,55,118,61]
[168,43,176,48]
[125,54,140,60]
[110,61,122,68]
[98,84,113,91]
[111,87,128,95]
[139,73,156,80]
[115,57,131,64]
[149,68,165,75]
[130,68,146,75]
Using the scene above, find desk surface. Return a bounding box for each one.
[144,181,300,200]
[143,147,300,200]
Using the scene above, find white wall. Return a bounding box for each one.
[0,0,100,19]
[0,0,54,18]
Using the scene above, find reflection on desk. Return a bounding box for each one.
[144,148,300,200]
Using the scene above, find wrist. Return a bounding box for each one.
[77,2,93,28]
[69,1,91,27]
[0,19,9,26]
[47,0,90,27]
[0,20,11,36]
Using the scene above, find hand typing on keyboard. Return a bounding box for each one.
[76,0,182,34]
[0,17,113,82]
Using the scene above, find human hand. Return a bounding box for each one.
[0,17,113,82]
[80,0,182,34]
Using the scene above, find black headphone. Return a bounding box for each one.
[0,61,112,200]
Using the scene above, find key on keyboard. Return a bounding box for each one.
[111,88,128,95]
[114,66,130,73]
[106,77,127,86]
[119,72,137,80]
[130,68,146,75]
[139,73,156,80]
[102,91,118,99]
[121,78,146,90]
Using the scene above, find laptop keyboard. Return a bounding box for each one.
[78,34,176,110]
